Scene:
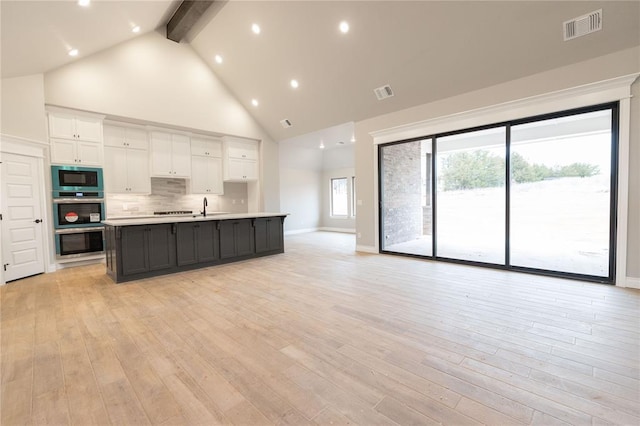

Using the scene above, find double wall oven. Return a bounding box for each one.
[52,166,105,259]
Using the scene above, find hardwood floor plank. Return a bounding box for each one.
[374,395,441,425]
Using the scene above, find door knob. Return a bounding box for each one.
[34,219,42,224]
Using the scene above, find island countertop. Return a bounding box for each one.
[103,212,288,227]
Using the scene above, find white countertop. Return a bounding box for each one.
[103,212,288,226]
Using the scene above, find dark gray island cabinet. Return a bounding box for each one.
[104,214,286,283]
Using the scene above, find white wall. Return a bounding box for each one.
[43,30,279,213]
[279,143,322,233]
[0,74,47,142]
[354,46,640,279]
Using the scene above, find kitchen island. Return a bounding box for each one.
[103,213,287,283]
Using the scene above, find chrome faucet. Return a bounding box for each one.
[202,197,208,217]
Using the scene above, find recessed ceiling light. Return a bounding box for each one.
[132,25,141,33]
[339,21,350,34]
[290,79,299,89]
[251,99,259,107]
[68,48,79,57]
[214,55,223,64]
[251,23,261,34]
[78,0,90,7]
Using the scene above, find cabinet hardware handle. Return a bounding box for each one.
[34,219,42,224]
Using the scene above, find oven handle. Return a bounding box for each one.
[55,226,105,235]
[53,198,105,204]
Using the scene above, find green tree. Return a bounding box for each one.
[440,150,504,191]
[557,162,600,178]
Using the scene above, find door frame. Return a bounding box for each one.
[0,134,53,285]
[370,73,638,288]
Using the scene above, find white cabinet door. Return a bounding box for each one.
[225,158,257,181]
[171,134,191,177]
[104,146,150,193]
[75,116,102,142]
[210,157,224,194]
[104,125,126,147]
[243,159,258,180]
[76,141,102,166]
[150,132,173,177]
[104,146,128,192]
[126,128,148,150]
[191,137,222,157]
[50,139,77,165]
[49,113,76,140]
[191,156,223,194]
[127,149,151,193]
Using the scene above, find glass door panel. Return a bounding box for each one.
[380,140,433,256]
[510,110,612,277]
[436,127,506,264]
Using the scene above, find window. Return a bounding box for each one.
[331,178,348,216]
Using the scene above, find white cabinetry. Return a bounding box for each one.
[48,111,104,166]
[49,112,103,142]
[190,137,223,195]
[150,132,191,178]
[222,137,258,182]
[103,124,151,193]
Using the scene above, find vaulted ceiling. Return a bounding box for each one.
[2,1,639,143]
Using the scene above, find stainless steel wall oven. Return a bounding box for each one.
[51,166,106,259]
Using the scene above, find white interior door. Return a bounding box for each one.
[1,153,45,282]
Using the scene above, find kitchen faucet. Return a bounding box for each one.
[202,197,208,217]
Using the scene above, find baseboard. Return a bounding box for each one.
[356,245,377,254]
[623,276,640,289]
[319,227,356,234]
[284,227,319,236]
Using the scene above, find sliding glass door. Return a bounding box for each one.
[509,109,614,277]
[378,103,617,283]
[380,140,433,256]
[436,127,506,264]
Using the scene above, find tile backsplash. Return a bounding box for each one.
[106,178,248,217]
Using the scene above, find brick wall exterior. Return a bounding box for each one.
[381,141,423,246]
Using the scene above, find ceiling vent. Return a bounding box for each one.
[280,119,293,128]
[374,84,394,101]
[564,9,602,41]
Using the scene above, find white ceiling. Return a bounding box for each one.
[2,1,639,144]
[1,0,179,78]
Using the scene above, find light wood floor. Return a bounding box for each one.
[2,232,639,425]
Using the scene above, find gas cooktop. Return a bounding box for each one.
[153,210,193,216]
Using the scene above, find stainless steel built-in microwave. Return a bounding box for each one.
[51,165,104,194]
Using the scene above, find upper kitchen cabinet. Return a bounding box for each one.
[150,131,191,178]
[222,137,258,182]
[103,124,151,194]
[48,111,103,143]
[48,109,104,166]
[191,137,223,195]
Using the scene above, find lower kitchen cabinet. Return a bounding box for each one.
[254,217,284,253]
[219,219,255,259]
[176,221,219,266]
[104,215,286,283]
[120,224,176,275]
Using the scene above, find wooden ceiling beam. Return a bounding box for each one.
[166,1,215,43]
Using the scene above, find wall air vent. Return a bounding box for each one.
[280,119,293,128]
[564,9,602,41]
[374,84,394,101]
